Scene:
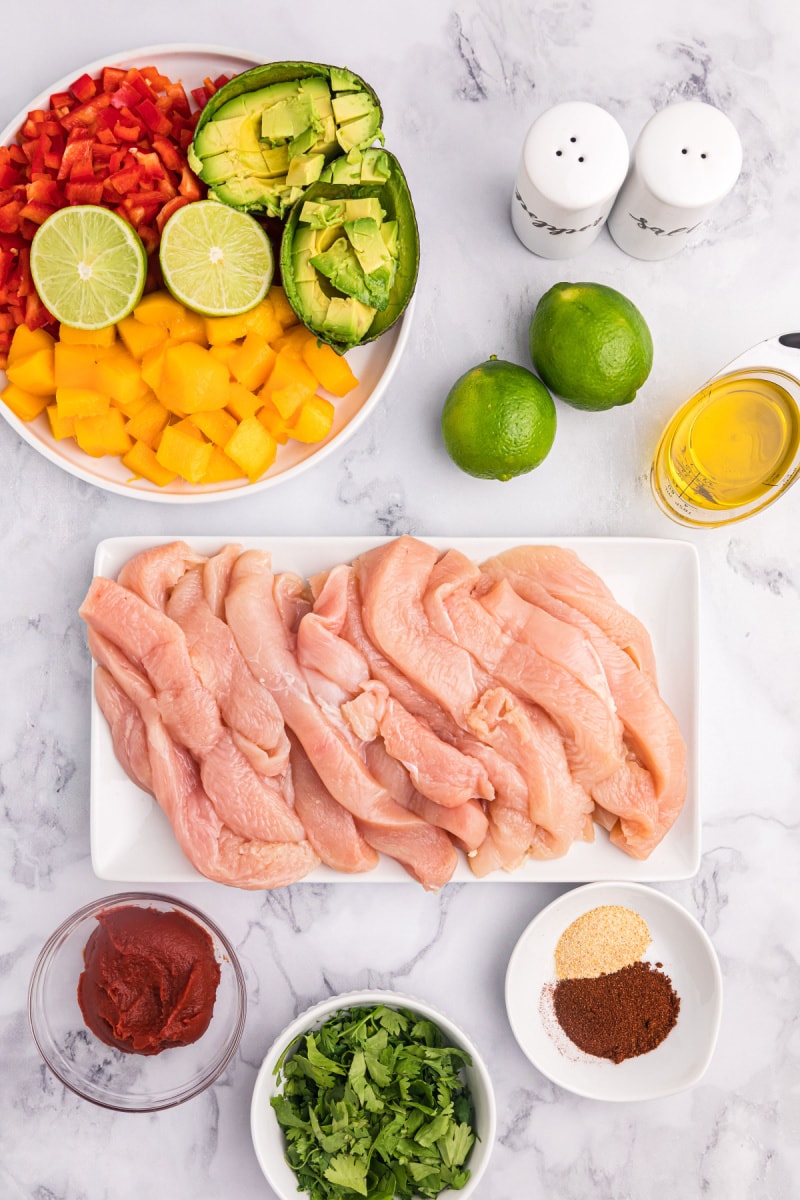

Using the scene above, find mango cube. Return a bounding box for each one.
[46,404,75,440]
[125,399,170,449]
[54,343,102,390]
[203,312,252,345]
[302,339,358,397]
[209,343,239,367]
[241,299,283,342]
[74,409,132,457]
[122,440,177,487]
[8,323,54,365]
[161,343,230,413]
[268,285,299,328]
[156,422,213,482]
[191,408,239,446]
[56,387,110,419]
[226,381,262,421]
[200,445,247,484]
[228,333,276,391]
[289,394,335,443]
[224,416,277,481]
[134,291,187,328]
[59,324,116,347]
[2,382,51,421]
[95,346,148,408]
[117,316,169,360]
[6,346,56,395]
[257,401,291,444]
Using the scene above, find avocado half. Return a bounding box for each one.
[189,62,384,220]
[280,152,420,354]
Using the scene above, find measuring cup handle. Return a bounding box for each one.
[778,332,800,350]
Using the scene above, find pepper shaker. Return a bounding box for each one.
[607,101,743,260]
[511,101,629,259]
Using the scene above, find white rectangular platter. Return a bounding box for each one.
[90,536,700,884]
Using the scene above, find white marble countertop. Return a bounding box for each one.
[1,2,798,1197]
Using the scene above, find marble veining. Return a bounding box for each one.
[1,1,799,1197]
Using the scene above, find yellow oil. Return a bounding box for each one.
[655,371,800,511]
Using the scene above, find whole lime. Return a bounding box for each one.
[441,357,556,481]
[529,282,653,411]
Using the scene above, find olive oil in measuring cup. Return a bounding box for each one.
[651,335,800,526]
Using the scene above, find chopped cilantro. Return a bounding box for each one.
[270,1005,478,1199]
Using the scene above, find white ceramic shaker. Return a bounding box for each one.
[607,100,743,260]
[511,101,630,259]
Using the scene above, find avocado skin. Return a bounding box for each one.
[191,62,383,219]
[280,152,419,353]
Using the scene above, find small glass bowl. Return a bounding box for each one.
[28,891,246,1112]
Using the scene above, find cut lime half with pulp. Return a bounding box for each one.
[30,205,147,330]
[159,200,274,317]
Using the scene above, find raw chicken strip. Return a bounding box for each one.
[117,540,206,611]
[357,537,593,862]
[423,548,624,789]
[225,550,458,890]
[93,666,153,794]
[166,560,290,779]
[88,630,319,888]
[289,734,379,874]
[490,544,659,681]
[80,577,305,845]
[483,552,687,857]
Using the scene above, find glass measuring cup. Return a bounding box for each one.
[651,333,800,527]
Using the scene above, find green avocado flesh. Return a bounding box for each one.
[191,63,383,219]
[280,152,419,353]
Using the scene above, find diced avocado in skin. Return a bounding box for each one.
[214,81,299,121]
[288,126,319,159]
[311,237,376,308]
[300,199,347,228]
[336,110,382,154]
[322,148,392,186]
[329,67,362,92]
[295,279,331,326]
[261,93,319,141]
[214,177,282,211]
[380,220,399,256]
[331,92,377,124]
[345,218,394,276]
[286,153,326,188]
[341,197,384,223]
[325,296,376,341]
[262,144,291,177]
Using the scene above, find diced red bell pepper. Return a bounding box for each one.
[0,200,24,233]
[178,165,202,200]
[64,181,104,204]
[19,200,57,224]
[101,66,126,93]
[70,73,97,103]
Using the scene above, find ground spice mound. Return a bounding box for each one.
[552,961,680,1063]
[555,905,651,979]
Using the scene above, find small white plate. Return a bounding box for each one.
[505,881,723,1101]
[88,535,700,885]
[0,44,414,503]
[250,989,496,1200]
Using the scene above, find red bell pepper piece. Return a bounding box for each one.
[70,73,97,103]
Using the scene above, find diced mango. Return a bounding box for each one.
[270,382,317,421]
[241,299,283,343]
[140,339,177,395]
[228,333,276,391]
[95,346,148,408]
[46,404,75,440]
[6,346,56,395]
[224,415,277,481]
[268,285,299,328]
[272,325,317,358]
[117,316,169,360]
[170,417,207,442]
[259,351,318,418]
[113,389,154,419]
[56,387,110,419]
[257,401,291,445]
[122,439,178,487]
[156,422,213,482]
[125,400,170,449]
[200,445,247,484]
[161,343,230,413]
[302,339,358,397]
[209,343,239,367]
[2,382,51,421]
[226,381,263,421]
[8,323,55,365]
[74,409,132,457]
[203,312,252,345]
[191,408,239,446]
[289,394,335,443]
[134,291,187,328]
[59,324,116,347]
[54,343,102,390]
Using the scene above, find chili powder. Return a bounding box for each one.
[552,960,680,1063]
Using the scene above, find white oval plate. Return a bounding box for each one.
[0,44,414,503]
[505,881,723,1102]
[250,989,496,1200]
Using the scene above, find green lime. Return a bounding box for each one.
[30,205,147,329]
[441,357,556,481]
[159,200,274,317]
[529,282,653,411]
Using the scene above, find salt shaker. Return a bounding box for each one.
[511,101,629,259]
[607,101,743,260]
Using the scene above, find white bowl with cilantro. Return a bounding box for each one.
[250,990,496,1200]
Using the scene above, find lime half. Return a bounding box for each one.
[30,206,147,330]
[159,200,274,317]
